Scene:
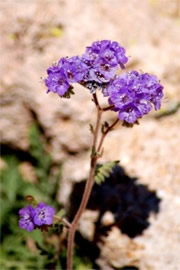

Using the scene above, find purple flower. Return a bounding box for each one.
[107,71,164,123]
[61,56,88,83]
[140,73,164,110]
[33,202,55,226]
[45,64,70,96]
[19,206,35,232]
[45,56,88,96]
[85,40,128,68]
[82,40,128,86]
[44,40,128,95]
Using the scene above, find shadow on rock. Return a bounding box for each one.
[69,165,161,240]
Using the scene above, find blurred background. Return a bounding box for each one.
[0,0,180,269]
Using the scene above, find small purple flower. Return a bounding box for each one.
[140,73,164,110]
[45,65,70,96]
[107,71,164,123]
[33,202,55,226]
[111,41,128,69]
[62,56,88,83]
[84,40,128,69]
[82,40,128,86]
[45,56,88,96]
[19,206,35,232]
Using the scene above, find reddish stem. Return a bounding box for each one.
[66,94,119,270]
[97,118,119,153]
[67,93,102,270]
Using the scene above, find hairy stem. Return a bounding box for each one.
[67,93,102,270]
[97,118,119,153]
[53,215,72,229]
[66,93,119,269]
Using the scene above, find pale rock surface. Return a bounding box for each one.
[78,210,99,242]
[95,190,180,270]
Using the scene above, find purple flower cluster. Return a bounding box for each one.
[45,39,164,122]
[82,40,128,85]
[45,56,88,96]
[107,71,164,123]
[19,203,55,232]
[45,40,128,96]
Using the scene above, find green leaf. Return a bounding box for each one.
[95,161,119,185]
[29,124,52,172]
[0,156,22,202]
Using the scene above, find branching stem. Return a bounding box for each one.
[97,118,119,153]
[53,215,72,229]
[102,104,115,111]
[66,93,119,270]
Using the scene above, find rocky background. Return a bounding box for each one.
[0,0,180,269]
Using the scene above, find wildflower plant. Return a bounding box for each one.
[19,40,164,269]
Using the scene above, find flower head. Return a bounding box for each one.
[19,206,35,232]
[61,56,88,83]
[45,56,88,97]
[45,40,128,96]
[45,64,70,96]
[33,202,55,226]
[82,40,128,86]
[84,40,128,68]
[107,71,164,123]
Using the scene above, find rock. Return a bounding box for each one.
[101,211,115,227]
[19,162,37,183]
[97,227,143,269]
[78,210,99,241]
[95,190,180,270]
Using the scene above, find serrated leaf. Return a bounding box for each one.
[95,174,105,185]
[95,161,119,185]
[99,169,109,178]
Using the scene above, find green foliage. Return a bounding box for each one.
[95,161,119,185]
[0,229,47,270]
[29,124,61,206]
[73,250,93,270]
[0,124,93,270]
[29,124,52,181]
[0,156,51,270]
